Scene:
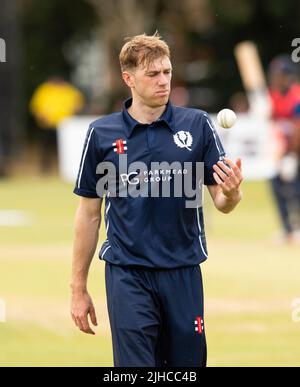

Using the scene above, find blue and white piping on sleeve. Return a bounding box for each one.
[100,192,111,260]
[203,114,226,160]
[105,194,111,235]
[196,206,208,259]
[77,127,95,189]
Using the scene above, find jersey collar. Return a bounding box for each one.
[122,98,175,138]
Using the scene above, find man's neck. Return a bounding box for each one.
[128,99,166,124]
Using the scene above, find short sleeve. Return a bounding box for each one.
[202,114,226,186]
[73,126,102,198]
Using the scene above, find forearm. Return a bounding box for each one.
[71,208,101,293]
[214,189,242,214]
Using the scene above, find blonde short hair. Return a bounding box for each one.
[119,32,170,72]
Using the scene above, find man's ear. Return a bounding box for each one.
[122,71,135,88]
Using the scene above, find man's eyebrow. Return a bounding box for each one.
[145,68,172,74]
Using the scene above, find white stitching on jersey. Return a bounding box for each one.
[77,127,95,189]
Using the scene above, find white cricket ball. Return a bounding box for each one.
[217,108,237,129]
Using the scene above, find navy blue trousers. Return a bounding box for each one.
[270,175,300,234]
[105,263,207,367]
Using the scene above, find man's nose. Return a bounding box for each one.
[158,73,169,85]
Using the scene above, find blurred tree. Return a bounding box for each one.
[87,0,160,110]
[18,0,300,133]
[0,0,22,176]
[21,0,98,137]
[158,0,218,108]
[87,0,216,109]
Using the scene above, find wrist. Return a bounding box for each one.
[70,282,87,294]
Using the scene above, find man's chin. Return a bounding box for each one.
[151,95,169,107]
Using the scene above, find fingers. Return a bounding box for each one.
[82,311,96,334]
[89,305,98,327]
[213,162,238,185]
[213,158,243,186]
[76,313,95,335]
[213,170,237,193]
[224,157,243,181]
[213,172,223,185]
[71,308,96,335]
[75,316,84,332]
[71,292,98,335]
[213,163,229,182]
[212,158,243,197]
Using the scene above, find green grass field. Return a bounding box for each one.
[0,176,300,366]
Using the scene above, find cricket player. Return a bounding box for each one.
[268,55,300,243]
[70,33,243,367]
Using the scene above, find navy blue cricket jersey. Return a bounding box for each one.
[74,98,225,268]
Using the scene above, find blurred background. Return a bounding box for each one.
[0,0,300,366]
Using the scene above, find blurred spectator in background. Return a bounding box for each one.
[30,76,85,174]
[268,55,300,244]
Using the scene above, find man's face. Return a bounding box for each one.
[269,72,292,92]
[124,56,172,107]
